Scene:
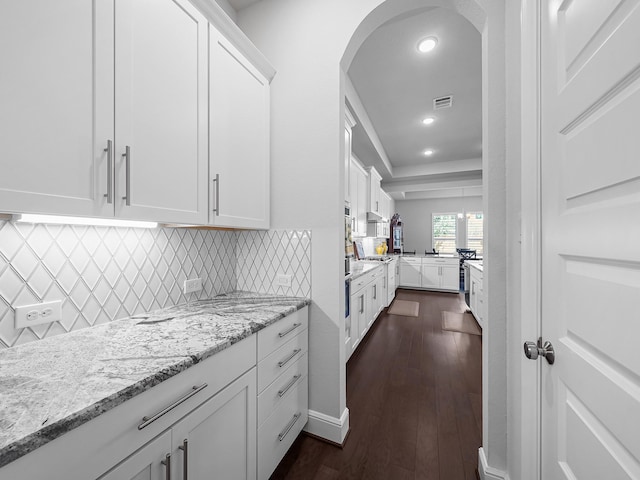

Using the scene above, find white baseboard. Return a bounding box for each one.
[478,447,510,480]
[304,407,349,445]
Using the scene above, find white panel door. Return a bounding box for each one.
[541,1,640,478]
[171,369,257,480]
[0,0,114,217]
[115,0,208,224]
[421,264,440,289]
[210,28,270,229]
[400,259,422,287]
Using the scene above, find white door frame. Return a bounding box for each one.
[519,0,542,479]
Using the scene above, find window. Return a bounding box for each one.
[466,212,484,255]
[432,213,457,254]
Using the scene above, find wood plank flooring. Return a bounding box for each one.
[270,289,482,480]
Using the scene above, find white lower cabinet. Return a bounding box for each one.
[99,369,256,480]
[347,265,386,361]
[170,369,257,480]
[1,308,310,480]
[469,266,484,328]
[399,258,422,287]
[256,307,309,480]
[98,430,172,480]
[399,257,459,292]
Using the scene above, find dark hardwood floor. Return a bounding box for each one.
[270,289,482,480]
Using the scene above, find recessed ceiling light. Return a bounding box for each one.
[422,117,435,125]
[417,36,438,53]
[423,149,434,156]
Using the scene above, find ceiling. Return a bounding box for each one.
[223,1,483,201]
[347,7,482,200]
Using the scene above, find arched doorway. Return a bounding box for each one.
[234,0,508,476]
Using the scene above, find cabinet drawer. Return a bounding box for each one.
[257,352,308,426]
[257,307,308,361]
[257,376,308,480]
[258,332,308,393]
[401,257,422,265]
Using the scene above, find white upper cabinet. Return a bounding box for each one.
[349,158,368,237]
[344,108,356,206]
[209,28,270,229]
[367,167,382,217]
[0,0,114,218]
[114,0,209,224]
[0,0,209,224]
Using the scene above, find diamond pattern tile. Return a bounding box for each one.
[0,218,310,350]
[236,230,311,298]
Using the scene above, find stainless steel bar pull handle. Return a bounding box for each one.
[161,453,171,480]
[122,146,131,206]
[103,140,113,204]
[278,412,301,441]
[278,323,301,338]
[178,439,188,480]
[278,348,302,368]
[278,374,302,397]
[138,384,208,430]
[212,174,220,215]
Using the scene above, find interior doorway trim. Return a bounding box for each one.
[518,0,542,479]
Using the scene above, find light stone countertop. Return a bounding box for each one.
[466,260,484,272]
[0,291,310,468]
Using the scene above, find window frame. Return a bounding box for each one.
[431,212,458,254]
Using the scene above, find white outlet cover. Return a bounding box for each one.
[15,300,63,328]
[183,278,203,294]
[276,274,292,287]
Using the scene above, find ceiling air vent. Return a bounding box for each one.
[433,95,453,110]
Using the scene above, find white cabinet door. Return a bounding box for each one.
[210,29,270,229]
[171,368,257,480]
[98,431,172,480]
[115,0,208,224]
[420,264,440,289]
[356,167,368,236]
[441,265,460,291]
[399,259,421,287]
[0,0,114,218]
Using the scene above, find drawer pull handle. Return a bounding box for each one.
[278,323,301,338]
[178,439,188,480]
[278,374,302,397]
[278,412,301,442]
[161,453,171,480]
[138,384,208,430]
[278,348,302,368]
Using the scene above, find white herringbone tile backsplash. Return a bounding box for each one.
[0,220,311,349]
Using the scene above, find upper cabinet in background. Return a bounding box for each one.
[0,0,275,229]
[344,108,357,207]
[366,167,383,219]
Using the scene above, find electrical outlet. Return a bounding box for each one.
[15,300,62,328]
[276,274,292,287]
[183,278,203,294]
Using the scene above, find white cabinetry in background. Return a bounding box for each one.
[209,28,270,229]
[399,257,459,292]
[349,158,368,237]
[399,257,422,288]
[344,108,356,206]
[347,265,386,361]
[367,167,383,218]
[0,0,210,224]
[469,264,484,328]
[386,258,398,306]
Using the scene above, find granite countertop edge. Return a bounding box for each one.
[0,293,311,469]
